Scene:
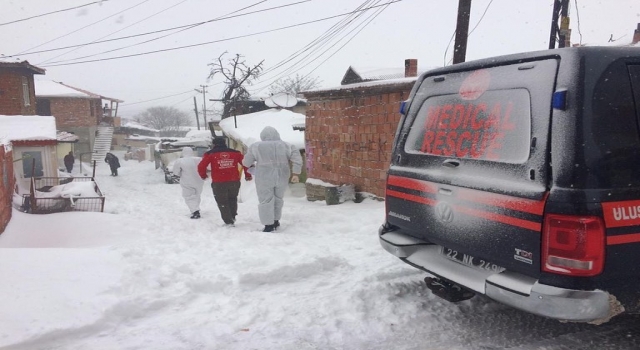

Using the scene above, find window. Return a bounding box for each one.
[404,89,532,164]
[22,151,43,177]
[22,77,30,106]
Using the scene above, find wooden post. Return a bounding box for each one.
[453,0,472,64]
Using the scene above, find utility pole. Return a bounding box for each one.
[210,97,238,129]
[549,0,571,49]
[453,0,471,64]
[194,85,208,129]
[193,96,200,130]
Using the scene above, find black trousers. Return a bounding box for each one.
[211,181,240,224]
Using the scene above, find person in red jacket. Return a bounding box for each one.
[198,137,252,226]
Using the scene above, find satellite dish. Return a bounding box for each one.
[264,96,278,108]
[267,92,298,108]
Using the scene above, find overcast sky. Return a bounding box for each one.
[1,0,639,119]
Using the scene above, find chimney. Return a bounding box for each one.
[633,23,640,45]
[404,59,417,77]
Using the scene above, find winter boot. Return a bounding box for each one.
[191,211,201,219]
[274,220,280,229]
[263,224,275,232]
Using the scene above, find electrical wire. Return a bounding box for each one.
[121,90,194,106]
[171,94,198,107]
[443,0,494,66]
[300,0,391,80]
[40,0,311,66]
[257,0,374,77]
[38,2,402,68]
[250,0,388,94]
[15,0,152,56]
[248,0,391,93]
[4,0,310,59]
[0,0,111,26]
[38,0,192,64]
[573,0,583,45]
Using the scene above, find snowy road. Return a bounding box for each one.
[1,154,639,350]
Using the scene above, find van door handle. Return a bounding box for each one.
[442,159,460,168]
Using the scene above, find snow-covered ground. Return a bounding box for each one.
[1,153,639,350]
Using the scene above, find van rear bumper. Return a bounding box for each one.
[379,229,621,323]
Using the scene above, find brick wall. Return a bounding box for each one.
[44,97,101,128]
[0,70,36,115]
[304,82,414,197]
[0,145,15,234]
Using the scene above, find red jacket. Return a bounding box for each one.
[197,146,250,183]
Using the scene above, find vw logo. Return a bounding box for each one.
[435,202,454,223]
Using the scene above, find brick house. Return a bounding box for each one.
[302,59,421,198]
[34,80,123,156]
[0,61,45,116]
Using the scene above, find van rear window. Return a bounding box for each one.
[405,89,532,164]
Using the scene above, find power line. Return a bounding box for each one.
[38,0,192,64]
[39,0,273,65]
[6,0,310,61]
[39,2,403,67]
[15,0,152,56]
[443,0,494,66]
[252,0,376,85]
[171,94,198,107]
[121,90,194,106]
[300,1,392,80]
[258,0,374,77]
[0,0,112,26]
[251,0,383,92]
[573,0,583,45]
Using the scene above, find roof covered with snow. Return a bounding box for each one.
[219,108,305,150]
[35,80,94,98]
[35,80,123,102]
[349,67,408,81]
[304,76,419,94]
[120,120,160,133]
[0,115,57,142]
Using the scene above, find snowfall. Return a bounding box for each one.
[1,116,638,350]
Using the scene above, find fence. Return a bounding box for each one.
[26,177,105,214]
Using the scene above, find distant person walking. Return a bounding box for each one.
[198,138,251,226]
[104,152,121,176]
[63,151,75,173]
[242,126,302,232]
[173,147,205,219]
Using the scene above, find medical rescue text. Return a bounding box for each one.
[419,98,519,160]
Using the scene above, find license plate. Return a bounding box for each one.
[440,246,505,273]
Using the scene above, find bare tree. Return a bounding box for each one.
[208,52,263,119]
[135,106,191,137]
[268,74,321,96]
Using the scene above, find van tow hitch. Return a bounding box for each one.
[424,277,475,302]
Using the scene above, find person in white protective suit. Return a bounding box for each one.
[242,126,303,232]
[172,147,205,219]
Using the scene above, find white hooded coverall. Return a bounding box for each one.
[172,147,205,213]
[242,126,303,225]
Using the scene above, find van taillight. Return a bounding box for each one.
[542,214,605,277]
